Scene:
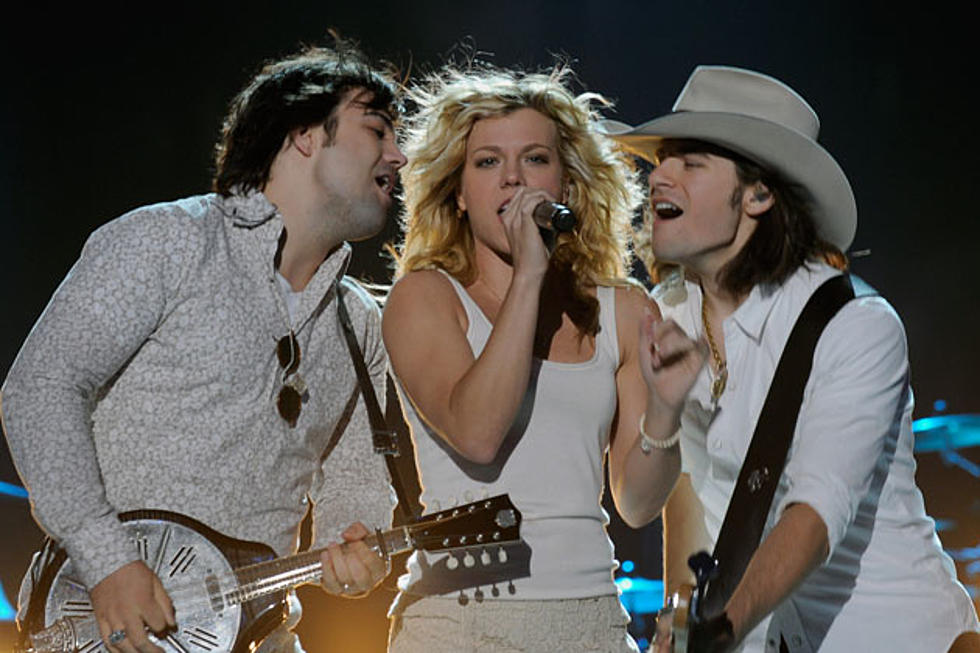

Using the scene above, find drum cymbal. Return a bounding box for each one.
[913,414,980,452]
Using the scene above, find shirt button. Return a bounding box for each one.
[767,639,777,650]
[712,439,722,450]
[792,635,802,647]
[463,490,474,502]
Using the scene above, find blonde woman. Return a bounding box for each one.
[383,63,704,651]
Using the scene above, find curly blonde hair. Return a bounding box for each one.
[393,62,644,333]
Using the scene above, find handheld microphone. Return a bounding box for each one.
[532,201,576,233]
[532,201,576,255]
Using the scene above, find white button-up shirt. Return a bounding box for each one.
[654,262,978,651]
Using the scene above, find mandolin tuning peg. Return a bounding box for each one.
[491,583,500,597]
[463,552,475,568]
[507,581,516,595]
[447,554,459,570]
[497,546,508,563]
[474,587,484,602]
[480,548,491,566]
[457,591,468,606]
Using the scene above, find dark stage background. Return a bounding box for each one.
[2,2,978,651]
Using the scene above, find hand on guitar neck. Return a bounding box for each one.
[317,521,389,599]
[651,551,735,653]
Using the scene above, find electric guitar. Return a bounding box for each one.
[650,551,717,653]
[19,494,521,653]
[651,584,694,652]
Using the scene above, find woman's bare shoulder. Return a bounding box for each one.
[384,269,467,331]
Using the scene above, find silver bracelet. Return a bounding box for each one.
[639,413,681,454]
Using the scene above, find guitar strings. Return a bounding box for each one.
[46,528,413,637]
[41,505,509,645]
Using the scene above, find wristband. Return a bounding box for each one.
[639,412,681,453]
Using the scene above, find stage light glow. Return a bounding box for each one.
[615,576,664,615]
[0,482,27,499]
[0,580,15,621]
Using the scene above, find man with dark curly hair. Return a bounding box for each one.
[2,41,406,653]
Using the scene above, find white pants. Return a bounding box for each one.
[389,594,639,652]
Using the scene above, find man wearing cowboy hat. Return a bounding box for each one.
[604,67,979,652]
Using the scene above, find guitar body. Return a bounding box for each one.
[26,510,288,653]
[651,584,693,653]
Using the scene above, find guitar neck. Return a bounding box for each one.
[225,526,413,605]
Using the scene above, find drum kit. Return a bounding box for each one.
[907,413,980,609]
[911,414,980,455]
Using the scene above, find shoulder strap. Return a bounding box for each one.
[702,273,869,615]
[336,283,422,525]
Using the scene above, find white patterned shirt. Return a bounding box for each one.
[1,190,394,589]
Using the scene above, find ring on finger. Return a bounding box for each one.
[108,629,127,645]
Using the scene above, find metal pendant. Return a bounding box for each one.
[711,367,728,403]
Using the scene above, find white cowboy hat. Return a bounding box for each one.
[600,66,857,251]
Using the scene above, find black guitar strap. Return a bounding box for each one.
[702,273,872,616]
[336,282,422,526]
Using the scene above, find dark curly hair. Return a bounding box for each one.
[213,40,401,195]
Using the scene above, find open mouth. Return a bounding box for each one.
[497,200,511,215]
[654,200,683,219]
[374,173,394,195]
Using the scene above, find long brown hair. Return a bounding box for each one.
[638,139,846,295]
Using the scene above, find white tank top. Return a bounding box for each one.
[395,272,622,600]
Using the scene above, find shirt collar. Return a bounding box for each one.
[218,188,353,272]
[726,263,843,342]
[728,281,781,343]
[216,188,353,323]
[315,242,352,289]
[214,187,280,228]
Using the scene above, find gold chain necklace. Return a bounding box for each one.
[701,295,728,402]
